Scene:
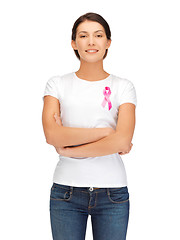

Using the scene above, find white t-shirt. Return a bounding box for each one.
[42,72,137,188]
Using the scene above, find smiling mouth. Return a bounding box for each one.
[85,50,99,53]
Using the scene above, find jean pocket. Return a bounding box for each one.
[108,186,129,204]
[50,184,72,201]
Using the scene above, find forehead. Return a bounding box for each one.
[77,21,104,33]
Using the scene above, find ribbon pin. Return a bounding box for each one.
[101,86,112,110]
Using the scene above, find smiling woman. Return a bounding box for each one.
[42,12,137,240]
[71,14,111,63]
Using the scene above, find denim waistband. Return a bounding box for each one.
[52,182,127,193]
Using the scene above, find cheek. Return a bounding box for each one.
[96,39,108,50]
[102,40,108,49]
[76,40,86,51]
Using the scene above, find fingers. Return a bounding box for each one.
[118,143,133,155]
[54,113,59,119]
[54,113,61,126]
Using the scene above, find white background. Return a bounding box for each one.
[0,0,180,239]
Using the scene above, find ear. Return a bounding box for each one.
[71,40,77,50]
[106,39,111,49]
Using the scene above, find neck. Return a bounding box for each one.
[75,59,109,81]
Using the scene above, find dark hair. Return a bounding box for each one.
[71,12,111,60]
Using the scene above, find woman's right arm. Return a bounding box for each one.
[42,95,114,148]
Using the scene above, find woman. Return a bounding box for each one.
[42,12,137,240]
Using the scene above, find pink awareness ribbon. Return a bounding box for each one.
[101,86,112,110]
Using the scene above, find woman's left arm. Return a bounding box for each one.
[56,103,136,158]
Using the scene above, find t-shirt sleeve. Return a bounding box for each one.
[42,76,59,101]
[119,80,137,107]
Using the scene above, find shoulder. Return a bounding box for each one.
[60,72,74,82]
[111,74,137,107]
[111,74,136,91]
[112,74,133,85]
[46,75,61,86]
[46,72,73,85]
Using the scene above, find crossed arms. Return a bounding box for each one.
[42,96,136,158]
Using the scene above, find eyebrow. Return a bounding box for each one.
[78,30,104,35]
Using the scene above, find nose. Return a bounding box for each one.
[88,35,95,45]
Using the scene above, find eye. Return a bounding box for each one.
[97,35,102,37]
[80,35,86,38]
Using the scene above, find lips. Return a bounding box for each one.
[85,49,99,52]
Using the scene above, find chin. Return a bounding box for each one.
[86,59,101,63]
[81,56,104,63]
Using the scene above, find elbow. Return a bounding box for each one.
[43,125,64,147]
[123,139,133,152]
[45,132,64,147]
[43,128,54,145]
[45,135,56,146]
[46,137,52,145]
[46,137,61,147]
[117,137,132,153]
[45,133,53,145]
[44,129,53,145]
[119,144,130,153]
[123,144,131,152]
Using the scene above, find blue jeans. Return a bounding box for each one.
[50,183,130,240]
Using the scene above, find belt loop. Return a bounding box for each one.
[70,186,73,194]
[107,188,110,196]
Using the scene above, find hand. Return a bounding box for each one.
[54,113,62,126]
[54,113,64,154]
[118,143,133,155]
